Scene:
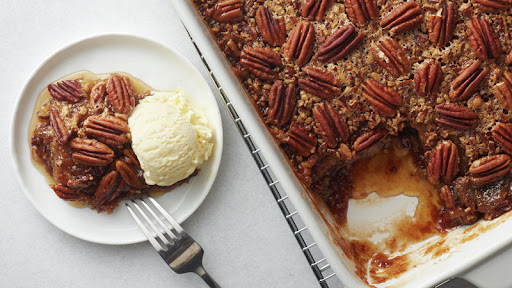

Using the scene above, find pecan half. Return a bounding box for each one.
[380,1,424,35]
[472,0,512,12]
[317,25,364,63]
[435,103,478,130]
[414,60,443,97]
[302,0,332,22]
[268,81,296,126]
[95,170,125,205]
[470,154,512,185]
[51,184,80,200]
[284,21,315,67]
[256,6,286,46]
[116,159,146,188]
[492,123,512,155]
[427,2,457,47]
[467,17,502,60]
[48,80,82,103]
[371,37,410,77]
[361,79,403,117]
[344,0,379,27]
[70,138,115,166]
[313,102,349,148]
[212,0,244,22]
[49,108,70,144]
[495,71,512,110]
[106,74,135,114]
[449,60,490,102]
[426,140,459,184]
[287,124,317,157]
[353,129,388,152]
[123,148,141,168]
[83,115,129,147]
[298,66,341,99]
[506,49,512,65]
[90,81,106,111]
[240,46,282,81]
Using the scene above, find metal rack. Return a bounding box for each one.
[182,26,341,287]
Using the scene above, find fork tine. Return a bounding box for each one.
[125,202,165,251]
[129,199,172,246]
[148,196,184,234]
[140,198,178,241]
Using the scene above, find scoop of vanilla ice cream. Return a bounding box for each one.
[128,89,213,186]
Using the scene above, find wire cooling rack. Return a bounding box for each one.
[182,25,342,287]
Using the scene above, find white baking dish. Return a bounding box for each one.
[173,1,512,287]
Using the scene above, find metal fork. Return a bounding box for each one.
[126,196,220,287]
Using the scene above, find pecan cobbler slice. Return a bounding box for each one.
[30,71,213,213]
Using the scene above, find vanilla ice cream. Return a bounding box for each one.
[128,89,213,186]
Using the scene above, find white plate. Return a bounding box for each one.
[10,34,223,245]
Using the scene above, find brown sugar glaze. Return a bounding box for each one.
[30,71,197,212]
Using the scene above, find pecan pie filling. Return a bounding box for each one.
[29,71,205,213]
[192,0,512,270]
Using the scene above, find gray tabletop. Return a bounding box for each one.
[1,1,511,287]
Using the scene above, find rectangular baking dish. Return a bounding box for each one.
[173,1,512,287]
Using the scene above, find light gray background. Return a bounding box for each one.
[1,1,511,287]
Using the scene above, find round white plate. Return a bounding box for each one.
[10,34,223,245]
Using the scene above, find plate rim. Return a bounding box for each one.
[9,33,224,245]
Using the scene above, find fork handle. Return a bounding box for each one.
[195,266,221,288]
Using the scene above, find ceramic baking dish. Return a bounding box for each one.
[173,1,512,287]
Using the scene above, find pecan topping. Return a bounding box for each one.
[287,124,317,157]
[435,103,478,130]
[51,184,80,200]
[268,81,296,126]
[83,115,130,147]
[426,141,459,184]
[506,49,512,65]
[427,2,457,47]
[380,1,424,35]
[116,159,146,188]
[49,108,70,144]
[313,102,349,148]
[256,6,286,46]
[302,0,332,22]
[48,80,82,103]
[361,79,403,117]
[106,74,135,114]
[70,138,115,166]
[467,17,502,60]
[317,25,364,63]
[470,154,512,185]
[212,0,244,22]
[353,129,388,152]
[371,37,410,77]
[414,60,443,97]
[344,0,379,27]
[240,46,282,81]
[298,66,341,99]
[449,60,490,102]
[90,81,106,111]
[495,71,512,110]
[95,170,125,205]
[492,123,512,155]
[284,21,315,66]
[472,0,512,12]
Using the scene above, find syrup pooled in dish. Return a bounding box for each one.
[29,71,213,213]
